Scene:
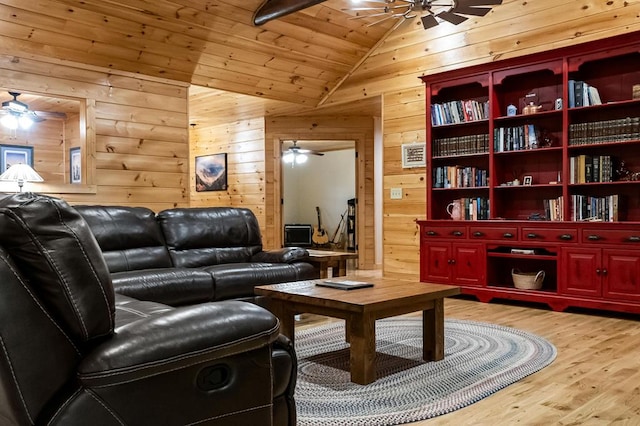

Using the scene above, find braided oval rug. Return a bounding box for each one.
[295,317,556,426]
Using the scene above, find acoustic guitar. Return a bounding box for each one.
[312,206,329,245]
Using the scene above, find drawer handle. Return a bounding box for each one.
[473,231,484,237]
[503,232,514,238]
[526,233,539,239]
[559,234,573,241]
[426,231,437,236]
[587,235,601,241]
[451,231,463,237]
[628,236,640,243]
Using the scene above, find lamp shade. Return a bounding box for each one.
[0,163,44,191]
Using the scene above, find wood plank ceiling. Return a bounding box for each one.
[0,0,403,112]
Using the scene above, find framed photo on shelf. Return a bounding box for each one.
[401,142,426,168]
[195,153,228,192]
[70,147,81,183]
[0,144,33,172]
[523,175,533,186]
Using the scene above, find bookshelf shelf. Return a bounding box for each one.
[418,32,640,315]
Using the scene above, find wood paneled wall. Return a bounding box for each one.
[0,53,189,210]
[189,116,268,235]
[326,1,640,280]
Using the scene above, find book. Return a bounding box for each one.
[316,279,374,290]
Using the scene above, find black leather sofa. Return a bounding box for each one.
[74,205,318,306]
[0,193,300,425]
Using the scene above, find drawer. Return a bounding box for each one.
[469,226,517,241]
[521,227,577,243]
[422,226,466,239]
[582,229,640,245]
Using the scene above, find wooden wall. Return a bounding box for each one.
[326,1,640,280]
[0,53,189,209]
[189,117,269,237]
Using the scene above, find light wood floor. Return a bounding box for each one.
[297,270,640,425]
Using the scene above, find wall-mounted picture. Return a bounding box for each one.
[1,144,34,173]
[70,147,81,184]
[401,142,426,168]
[195,153,228,192]
[523,175,533,186]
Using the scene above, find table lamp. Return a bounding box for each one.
[0,163,44,192]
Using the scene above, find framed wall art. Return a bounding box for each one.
[195,153,228,192]
[401,142,426,168]
[0,144,33,173]
[70,147,81,183]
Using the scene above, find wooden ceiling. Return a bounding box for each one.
[1,1,635,123]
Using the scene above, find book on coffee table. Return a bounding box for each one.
[316,279,374,290]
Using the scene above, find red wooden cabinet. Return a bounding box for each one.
[419,32,640,314]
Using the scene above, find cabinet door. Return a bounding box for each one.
[603,250,640,302]
[560,248,601,297]
[452,243,485,286]
[423,243,451,283]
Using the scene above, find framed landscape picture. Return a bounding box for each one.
[195,153,228,192]
[70,147,81,183]
[1,144,33,173]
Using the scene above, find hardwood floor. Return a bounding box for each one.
[297,270,640,425]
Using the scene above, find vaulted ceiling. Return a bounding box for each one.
[1,1,637,122]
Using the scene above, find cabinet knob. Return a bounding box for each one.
[503,233,514,238]
[559,234,573,240]
[426,231,437,236]
[587,235,601,241]
[602,269,608,276]
[451,231,463,237]
[596,268,601,275]
[628,236,640,243]
[473,231,484,237]
[450,259,456,264]
[526,233,539,239]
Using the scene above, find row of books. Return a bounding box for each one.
[433,166,489,188]
[543,196,564,221]
[447,197,490,220]
[568,80,602,107]
[571,194,619,222]
[569,117,640,145]
[569,155,613,184]
[431,99,490,125]
[432,134,490,156]
[493,125,540,152]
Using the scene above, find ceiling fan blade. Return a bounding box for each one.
[367,14,401,26]
[32,110,67,121]
[436,10,468,25]
[451,5,492,16]
[457,0,503,5]
[420,14,439,29]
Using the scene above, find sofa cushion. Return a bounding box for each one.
[157,207,262,267]
[203,262,318,301]
[75,205,173,273]
[111,268,214,306]
[0,193,114,343]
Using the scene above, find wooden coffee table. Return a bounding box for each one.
[306,249,358,278]
[255,277,460,385]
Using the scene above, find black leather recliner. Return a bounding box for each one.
[0,193,296,425]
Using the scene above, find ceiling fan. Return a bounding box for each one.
[343,0,503,30]
[282,141,324,166]
[1,92,66,129]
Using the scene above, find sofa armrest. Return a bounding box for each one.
[251,247,309,264]
[78,300,278,387]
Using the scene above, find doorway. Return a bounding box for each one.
[281,140,356,251]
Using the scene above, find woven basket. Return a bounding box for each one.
[511,269,545,290]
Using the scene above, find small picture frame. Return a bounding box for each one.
[195,153,228,192]
[523,175,533,186]
[70,147,81,183]
[401,143,426,168]
[1,144,33,172]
